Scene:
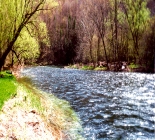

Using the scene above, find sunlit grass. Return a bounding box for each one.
[0,71,17,109]
[94,67,107,71]
[81,65,94,70]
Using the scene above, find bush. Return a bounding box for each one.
[128,63,139,69]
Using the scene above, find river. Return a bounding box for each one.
[21,66,155,140]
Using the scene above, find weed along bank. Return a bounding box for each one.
[0,71,84,140]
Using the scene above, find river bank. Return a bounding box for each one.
[0,72,84,140]
[64,62,154,73]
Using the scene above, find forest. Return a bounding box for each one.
[0,0,155,72]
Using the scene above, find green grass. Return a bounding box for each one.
[94,66,107,71]
[129,63,139,69]
[0,71,17,109]
[81,65,94,70]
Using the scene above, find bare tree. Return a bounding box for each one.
[88,0,110,69]
[78,0,97,66]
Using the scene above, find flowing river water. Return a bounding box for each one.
[21,66,155,140]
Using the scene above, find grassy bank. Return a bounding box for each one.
[0,71,17,109]
[0,72,84,140]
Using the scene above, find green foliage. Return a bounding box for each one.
[82,65,94,70]
[38,22,50,46]
[129,63,139,69]
[0,0,47,68]
[0,0,28,54]
[123,0,150,32]
[94,67,107,71]
[0,72,16,109]
[12,21,50,64]
[14,29,40,60]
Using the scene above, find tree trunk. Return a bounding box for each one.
[0,25,23,71]
[0,43,14,71]
[101,38,109,70]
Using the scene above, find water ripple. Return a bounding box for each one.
[21,66,155,140]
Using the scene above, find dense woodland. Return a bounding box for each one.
[0,0,155,72]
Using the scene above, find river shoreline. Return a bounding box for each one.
[26,62,154,73]
[63,63,154,73]
[0,71,84,140]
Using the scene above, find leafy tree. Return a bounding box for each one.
[122,0,150,63]
[12,29,40,65]
[108,0,129,64]
[0,0,46,70]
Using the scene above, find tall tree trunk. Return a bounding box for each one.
[114,0,118,62]
[101,37,109,70]
[97,37,100,63]
[0,43,15,71]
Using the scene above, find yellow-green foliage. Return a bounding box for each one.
[123,0,150,30]
[0,0,46,63]
[94,67,107,71]
[45,0,59,8]
[129,63,139,69]
[82,65,94,70]
[38,22,50,46]
[13,21,50,62]
[14,29,40,60]
[0,0,32,52]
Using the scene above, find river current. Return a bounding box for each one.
[21,66,155,140]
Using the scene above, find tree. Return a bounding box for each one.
[80,0,110,68]
[78,0,97,66]
[0,0,46,70]
[142,17,155,72]
[41,0,79,65]
[122,0,150,63]
[108,0,129,68]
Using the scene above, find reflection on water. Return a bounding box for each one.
[21,66,155,140]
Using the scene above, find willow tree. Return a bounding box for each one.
[0,0,46,70]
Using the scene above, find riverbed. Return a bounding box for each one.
[21,66,155,140]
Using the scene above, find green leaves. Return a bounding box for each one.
[123,0,150,30]
[0,0,48,67]
[14,28,40,60]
